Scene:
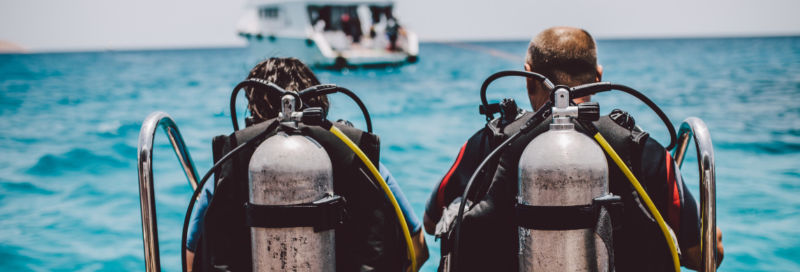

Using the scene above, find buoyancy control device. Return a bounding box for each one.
[180,80,418,272]
[448,71,682,272]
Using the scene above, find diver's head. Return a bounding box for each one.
[245,57,330,122]
[524,26,603,110]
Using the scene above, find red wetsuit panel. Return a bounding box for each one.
[666,152,681,236]
[437,142,467,214]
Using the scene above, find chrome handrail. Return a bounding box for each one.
[137,111,200,272]
[671,117,717,272]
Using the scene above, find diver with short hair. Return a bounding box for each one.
[423,27,724,271]
[186,57,428,272]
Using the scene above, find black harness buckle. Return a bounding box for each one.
[312,195,346,232]
[593,194,623,230]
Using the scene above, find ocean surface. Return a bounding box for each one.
[1,37,799,271]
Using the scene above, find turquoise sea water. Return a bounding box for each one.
[1,37,799,271]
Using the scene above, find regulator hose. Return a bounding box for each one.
[298,85,373,134]
[230,81,373,133]
[321,120,417,272]
[479,70,553,121]
[479,70,677,150]
[571,82,678,150]
[181,121,280,272]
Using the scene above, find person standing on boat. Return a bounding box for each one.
[386,18,401,51]
[341,13,363,44]
[422,27,724,271]
[186,58,429,272]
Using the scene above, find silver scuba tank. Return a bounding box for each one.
[517,88,609,271]
[248,95,336,272]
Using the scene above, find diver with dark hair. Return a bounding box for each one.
[423,27,724,271]
[185,57,428,272]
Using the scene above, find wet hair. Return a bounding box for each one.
[245,58,330,121]
[525,27,598,87]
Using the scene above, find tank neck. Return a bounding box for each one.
[550,117,575,131]
[550,87,576,131]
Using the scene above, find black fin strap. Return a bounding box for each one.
[245,195,344,232]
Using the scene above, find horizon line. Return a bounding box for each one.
[4,33,799,55]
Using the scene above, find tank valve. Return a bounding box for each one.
[552,87,601,125]
[278,95,327,127]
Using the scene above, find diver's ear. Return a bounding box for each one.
[525,63,535,95]
[596,64,603,82]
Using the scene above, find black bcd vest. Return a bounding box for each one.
[196,119,407,272]
[439,110,675,272]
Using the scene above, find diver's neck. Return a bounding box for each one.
[529,93,550,112]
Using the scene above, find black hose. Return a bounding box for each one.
[230,79,297,131]
[181,121,280,272]
[330,87,373,134]
[231,81,374,134]
[451,100,552,272]
[571,83,678,150]
[480,70,550,121]
[297,84,373,133]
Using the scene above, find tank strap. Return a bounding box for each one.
[515,195,622,271]
[514,195,623,230]
[515,204,596,230]
[245,195,345,232]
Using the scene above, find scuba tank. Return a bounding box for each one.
[247,94,337,271]
[516,88,610,271]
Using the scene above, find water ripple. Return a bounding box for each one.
[26,149,127,176]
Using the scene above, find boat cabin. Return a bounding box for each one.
[238,0,419,67]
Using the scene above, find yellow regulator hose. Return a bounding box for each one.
[328,125,418,272]
[593,133,681,272]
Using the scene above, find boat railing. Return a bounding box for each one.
[671,117,717,272]
[137,111,200,272]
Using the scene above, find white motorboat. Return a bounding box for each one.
[237,0,419,67]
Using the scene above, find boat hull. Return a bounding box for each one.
[246,34,416,67]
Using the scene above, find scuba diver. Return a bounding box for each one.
[422,27,724,271]
[185,58,428,272]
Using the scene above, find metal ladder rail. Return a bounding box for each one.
[671,117,717,272]
[137,111,200,272]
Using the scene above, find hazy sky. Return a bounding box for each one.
[2,0,799,52]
